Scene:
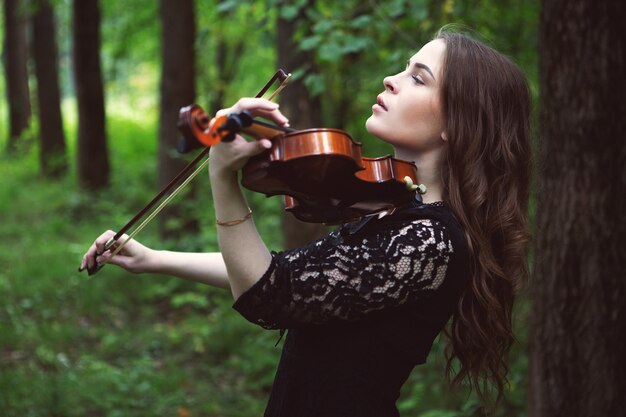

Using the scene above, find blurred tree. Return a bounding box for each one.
[157,0,197,238]
[531,0,626,416]
[276,0,327,249]
[3,0,32,153]
[73,0,109,189]
[203,4,245,112]
[31,0,67,177]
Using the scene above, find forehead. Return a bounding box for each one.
[409,39,446,77]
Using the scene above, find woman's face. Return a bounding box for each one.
[365,39,446,155]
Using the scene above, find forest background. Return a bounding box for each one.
[1,0,623,416]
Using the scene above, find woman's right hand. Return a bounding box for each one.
[79,230,155,274]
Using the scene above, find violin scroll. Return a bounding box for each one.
[177,104,210,153]
[177,105,287,153]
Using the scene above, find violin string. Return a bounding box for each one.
[108,156,211,259]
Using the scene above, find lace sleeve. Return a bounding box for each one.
[233,218,455,329]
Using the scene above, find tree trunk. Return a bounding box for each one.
[3,0,32,153]
[531,1,626,416]
[157,0,197,239]
[73,0,108,189]
[276,0,327,249]
[32,0,67,177]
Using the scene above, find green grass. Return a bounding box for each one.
[0,110,529,416]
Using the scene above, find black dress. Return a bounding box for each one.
[233,201,470,417]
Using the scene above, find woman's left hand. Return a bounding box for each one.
[208,98,289,179]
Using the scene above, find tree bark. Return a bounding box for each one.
[531,0,626,416]
[73,0,109,189]
[276,0,327,249]
[157,0,197,238]
[3,0,32,153]
[32,0,67,177]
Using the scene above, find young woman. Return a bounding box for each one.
[81,29,531,416]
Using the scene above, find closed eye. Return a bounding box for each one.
[412,75,424,85]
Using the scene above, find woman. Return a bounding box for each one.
[81,29,531,416]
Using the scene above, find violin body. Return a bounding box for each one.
[242,128,417,223]
[177,104,419,224]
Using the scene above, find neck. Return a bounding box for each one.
[394,147,444,204]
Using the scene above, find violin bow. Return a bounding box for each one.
[82,69,291,275]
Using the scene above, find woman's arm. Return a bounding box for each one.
[210,170,273,298]
[80,230,231,289]
[145,250,230,289]
[208,98,290,299]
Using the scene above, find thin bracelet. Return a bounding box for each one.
[216,207,253,227]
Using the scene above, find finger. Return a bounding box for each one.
[257,139,272,150]
[234,97,279,113]
[84,242,99,270]
[215,107,233,118]
[95,251,111,266]
[80,230,115,272]
[216,98,279,118]
[216,98,290,128]
[255,108,290,127]
[215,98,257,117]
[94,230,116,254]
[240,138,272,158]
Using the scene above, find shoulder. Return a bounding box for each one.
[340,202,465,248]
[345,202,470,278]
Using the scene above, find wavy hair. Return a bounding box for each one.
[435,29,532,405]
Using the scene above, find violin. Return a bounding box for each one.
[177,105,420,224]
[81,69,421,275]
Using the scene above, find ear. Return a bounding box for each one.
[441,131,448,142]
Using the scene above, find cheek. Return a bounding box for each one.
[408,96,440,120]
[409,97,444,135]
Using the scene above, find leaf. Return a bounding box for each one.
[299,35,322,51]
[350,14,373,29]
[313,19,335,34]
[280,4,302,20]
[304,73,326,97]
[217,0,239,14]
[341,34,370,54]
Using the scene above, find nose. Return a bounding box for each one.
[383,75,398,93]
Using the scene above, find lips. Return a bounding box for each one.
[376,95,387,111]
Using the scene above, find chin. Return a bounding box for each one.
[365,116,380,137]
[365,117,390,144]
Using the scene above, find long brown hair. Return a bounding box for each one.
[436,29,532,404]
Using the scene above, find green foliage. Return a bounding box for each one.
[195,0,277,109]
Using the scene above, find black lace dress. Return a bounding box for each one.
[233,201,469,417]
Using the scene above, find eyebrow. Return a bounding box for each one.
[406,60,436,81]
